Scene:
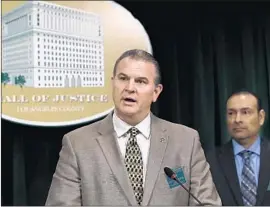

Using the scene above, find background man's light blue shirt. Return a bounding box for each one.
[232,137,261,186]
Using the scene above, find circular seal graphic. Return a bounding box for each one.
[1,1,152,126]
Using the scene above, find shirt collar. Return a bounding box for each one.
[232,136,261,156]
[112,111,151,139]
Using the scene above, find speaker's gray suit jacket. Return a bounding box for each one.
[46,113,221,206]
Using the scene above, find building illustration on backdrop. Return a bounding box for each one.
[2,1,104,88]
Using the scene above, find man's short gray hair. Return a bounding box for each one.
[113,49,161,85]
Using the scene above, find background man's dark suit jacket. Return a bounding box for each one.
[206,138,270,206]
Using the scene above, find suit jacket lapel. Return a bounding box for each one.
[218,141,244,206]
[142,114,169,206]
[96,113,137,206]
[256,138,270,205]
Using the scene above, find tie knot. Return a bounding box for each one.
[239,150,253,160]
[129,127,140,137]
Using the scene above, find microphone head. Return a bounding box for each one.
[164,167,175,178]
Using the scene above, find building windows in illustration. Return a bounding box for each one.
[2,0,104,88]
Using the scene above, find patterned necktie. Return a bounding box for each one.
[240,150,257,206]
[124,127,144,205]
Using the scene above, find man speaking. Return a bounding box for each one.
[46,49,221,206]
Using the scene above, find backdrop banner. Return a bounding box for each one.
[1,0,152,126]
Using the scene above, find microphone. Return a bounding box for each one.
[164,167,203,206]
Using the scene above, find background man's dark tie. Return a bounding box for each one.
[240,150,257,206]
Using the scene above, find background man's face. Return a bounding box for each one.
[226,94,265,143]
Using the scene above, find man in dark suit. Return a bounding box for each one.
[206,90,270,206]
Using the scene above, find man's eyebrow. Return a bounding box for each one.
[227,107,252,111]
[240,107,252,110]
[117,73,128,76]
[135,77,148,80]
[117,73,149,81]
